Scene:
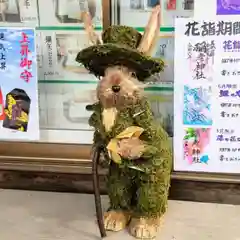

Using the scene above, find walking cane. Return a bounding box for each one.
[92,145,107,238]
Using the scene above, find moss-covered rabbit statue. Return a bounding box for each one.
[76,6,172,239]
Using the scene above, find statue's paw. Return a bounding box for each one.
[118,138,145,159]
[129,217,161,239]
[104,210,131,232]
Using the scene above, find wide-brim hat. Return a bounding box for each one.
[76,25,164,81]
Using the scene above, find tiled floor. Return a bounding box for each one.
[0,189,239,239]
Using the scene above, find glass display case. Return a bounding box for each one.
[0,0,176,174]
[0,0,239,203]
[115,0,193,28]
[0,0,108,173]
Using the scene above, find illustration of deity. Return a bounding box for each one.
[183,128,210,164]
[183,85,212,126]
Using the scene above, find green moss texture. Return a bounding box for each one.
[88,98,172,217]
[76,25,165,82]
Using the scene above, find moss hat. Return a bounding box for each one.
[76,25,164,81]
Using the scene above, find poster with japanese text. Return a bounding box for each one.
[0,28,39,141]
[38,30,100,81]
[160,0,194,27]
[38,82,95,144]
[174,16,240,173]
[118,0,194,28]
[151,34,174,82]
[145,83,173,138]
[37,81,173,144]
[0,0,38,26]
[38,0,102,27]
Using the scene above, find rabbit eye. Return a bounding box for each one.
[131,72,137,78]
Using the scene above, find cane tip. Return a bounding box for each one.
[100,232,107,238]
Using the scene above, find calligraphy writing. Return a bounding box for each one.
[185,21,240,36]
[217,128,234,134]
[216,129,236,141]
[222,57,240,63]
[24,0,30,8]
[219,89,240,97]
[20,32,32,82]
[188,41,215,80]
[221,70,240,76]
[216,134,240,142]
[218,84,240,117]
[219,155,240,162]
[223,40,240,52]
[46,36,53,67]
[218,84,237,89]
[0,33,6,70]
[221,103,240,108]
[220,111,239,118]
[220,148,240,152]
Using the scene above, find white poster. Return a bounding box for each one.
[174,16,240,173]
[38,0,103,27]
[37,81,174,144]
[39,82,96,144]
[0,0,38,26]
[160,0,194,28]
[119,0,193,28]
[0,28,39,141]
[119,0,160,27]
[145,83,173,138]
[151,33,174,82]
[38,30,100,81]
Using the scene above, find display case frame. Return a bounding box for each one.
[0,0,110,174]
[0,0,239,205]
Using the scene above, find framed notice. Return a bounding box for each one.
[160,0,194,28]
[0,0,38,26]
[145,83,173,138]
[37,30,100,81]
[38,0,103,27]
[38,81,174,144]
[151,34,174,82]
[174,16,240,173]
[0,28,39,141]
[118,0,194,27]
[119,0,160,27]
[39,82,96,144]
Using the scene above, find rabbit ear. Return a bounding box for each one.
[81,11,103,45]
[137,5,161,55]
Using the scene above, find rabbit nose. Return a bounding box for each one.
[112,85,120,93]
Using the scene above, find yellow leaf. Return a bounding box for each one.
[106,126,145,165]
[106,139,118,152]
[110,151,122,164]
[116,126,144,139]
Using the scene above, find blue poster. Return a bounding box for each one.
[0,28,39,140]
